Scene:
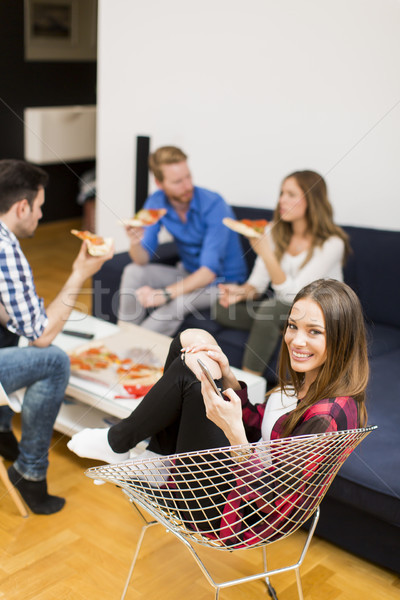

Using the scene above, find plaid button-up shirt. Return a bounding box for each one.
[240,390,359,442]
[0,221,48,341]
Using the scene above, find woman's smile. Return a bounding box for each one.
[291,349,314,361]
[284,297,327,383]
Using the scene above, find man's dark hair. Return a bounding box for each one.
[0,159,48,214]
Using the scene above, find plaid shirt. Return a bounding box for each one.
[240,389,359,441]
[0,221,48,340]
[212,388,360,547]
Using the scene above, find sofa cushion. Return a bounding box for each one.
[92,252,131,323]
[316,496,400,574]
[326,348,400,526]
[366,322,400,358]
[343,225,400,328]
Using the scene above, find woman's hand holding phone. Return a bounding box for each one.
[182,343,240,390]
[197,359,226,399]
[199,360,248,446]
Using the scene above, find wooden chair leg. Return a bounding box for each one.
[0,458,29,517]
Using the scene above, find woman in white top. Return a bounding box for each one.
[216,170,350,375]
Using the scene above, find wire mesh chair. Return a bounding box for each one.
[86,426,376,600]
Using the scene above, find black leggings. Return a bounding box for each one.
[108,335,234,528]
[108,335,230,455]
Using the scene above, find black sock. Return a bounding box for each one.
[0,431,19,461]
[8,466,65,515]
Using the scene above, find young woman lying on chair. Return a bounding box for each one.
[69,279,368,540]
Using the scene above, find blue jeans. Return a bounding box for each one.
[0,345,70,480]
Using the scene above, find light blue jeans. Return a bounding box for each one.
[0,345,70,480]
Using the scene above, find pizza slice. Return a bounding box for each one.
[222,217,269,238]
[71,229,113,256]
[118,365,164,390]
[122,208,167,228]
[69,345,119,372]
[69,343,163,395]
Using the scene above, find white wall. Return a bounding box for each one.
[97,0,400,251]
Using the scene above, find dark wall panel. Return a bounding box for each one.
[135,136,150,211]
[0,0,97,222]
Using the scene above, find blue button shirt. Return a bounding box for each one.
[141,187,247,283]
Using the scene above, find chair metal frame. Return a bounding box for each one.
[86,427,376,599]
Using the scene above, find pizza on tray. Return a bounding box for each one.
[122,208,167,228]
[69,345,119,372]
[222,217,268,239]
[69,344,164,395]
[71,229,113,256]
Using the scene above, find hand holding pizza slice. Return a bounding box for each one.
[222,217,269,238]
[122,208,167,228]
[71,229,113,256]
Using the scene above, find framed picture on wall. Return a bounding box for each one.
[24,0,97,61]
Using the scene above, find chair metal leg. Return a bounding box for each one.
[290,507,321,600]
[120,496,160,600]
[120,523,150,600]
[260,508,320,600]
[295,568,304,600]
[262,546,278,599]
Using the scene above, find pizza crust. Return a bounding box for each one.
[71,229,113,256]
[122,208,167,228]
[121,218,145,227]
[222,217,263,238]
[120,370,162,386]
[86,238,113,256]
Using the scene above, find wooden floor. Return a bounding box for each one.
[1,219,399,599]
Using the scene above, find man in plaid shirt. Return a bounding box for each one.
[0,159,113,514]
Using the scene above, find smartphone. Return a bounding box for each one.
[197,358,225,399]
[62,330,95,340]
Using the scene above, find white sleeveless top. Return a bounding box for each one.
[260,388,298,441]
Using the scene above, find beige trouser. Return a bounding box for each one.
[118,262,219,336]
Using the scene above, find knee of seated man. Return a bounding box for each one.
[47,345,71,379]
[120,262,147,288]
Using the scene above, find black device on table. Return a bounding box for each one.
[62,329,95,340]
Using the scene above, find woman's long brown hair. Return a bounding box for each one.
[271,170,350,266]
[277,279,369,436]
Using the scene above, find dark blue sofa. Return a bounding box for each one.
[92,206,400,574]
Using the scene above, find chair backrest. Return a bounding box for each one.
[86,427,376,551]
